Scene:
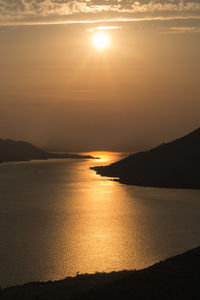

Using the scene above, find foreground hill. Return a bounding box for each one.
[92,127,200,189]
[0,139,96,163]
[1,246,200,299]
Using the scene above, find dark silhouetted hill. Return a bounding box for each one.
[1,246,200,299]
[91,127,200,189]
[0,139,96,163]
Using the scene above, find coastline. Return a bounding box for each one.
[1,245,200,299]
[91,127,200,190]
[91,167,200,190]
[0,154,98,165]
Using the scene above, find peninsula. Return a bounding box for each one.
[0,139,97,163]
[91,127,200,189]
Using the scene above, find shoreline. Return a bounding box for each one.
[1,245,200,299]
[91,167,200,190]
[0,154,98,165]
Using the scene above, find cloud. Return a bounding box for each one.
[87,25,122,32]
[165,26,200,33]
[0,0,200,26]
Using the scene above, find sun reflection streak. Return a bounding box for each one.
[88,151,123,163]
[45,151,152,279]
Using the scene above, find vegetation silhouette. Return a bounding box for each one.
[92,127,200,189]
[1,246,200,299]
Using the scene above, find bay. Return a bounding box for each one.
[0,152,200,287]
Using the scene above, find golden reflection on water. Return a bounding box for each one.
[88,151,123,163]
[2,151,200,286]
[48,151,151,279]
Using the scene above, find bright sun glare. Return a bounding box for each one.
[93,32,110,50]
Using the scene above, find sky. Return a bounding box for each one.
[0,0,200,152]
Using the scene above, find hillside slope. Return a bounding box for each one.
[92,128,200,189]
[1,246,200,299]
[0,139,95,163]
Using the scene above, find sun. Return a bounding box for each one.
[93,32,110,50]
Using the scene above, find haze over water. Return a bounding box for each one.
[1,152,200,287]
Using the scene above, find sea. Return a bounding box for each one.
[0,151,200,287]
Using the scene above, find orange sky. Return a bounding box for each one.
[0,1,200,151]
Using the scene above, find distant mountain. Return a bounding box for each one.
[92,128,200,189]
[0,139,97,163]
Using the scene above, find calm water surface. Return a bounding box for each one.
[0,152,200,287]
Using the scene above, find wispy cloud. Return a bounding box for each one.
[87,25,122,32]
[165,26,200,33]
[0,0,200,26]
